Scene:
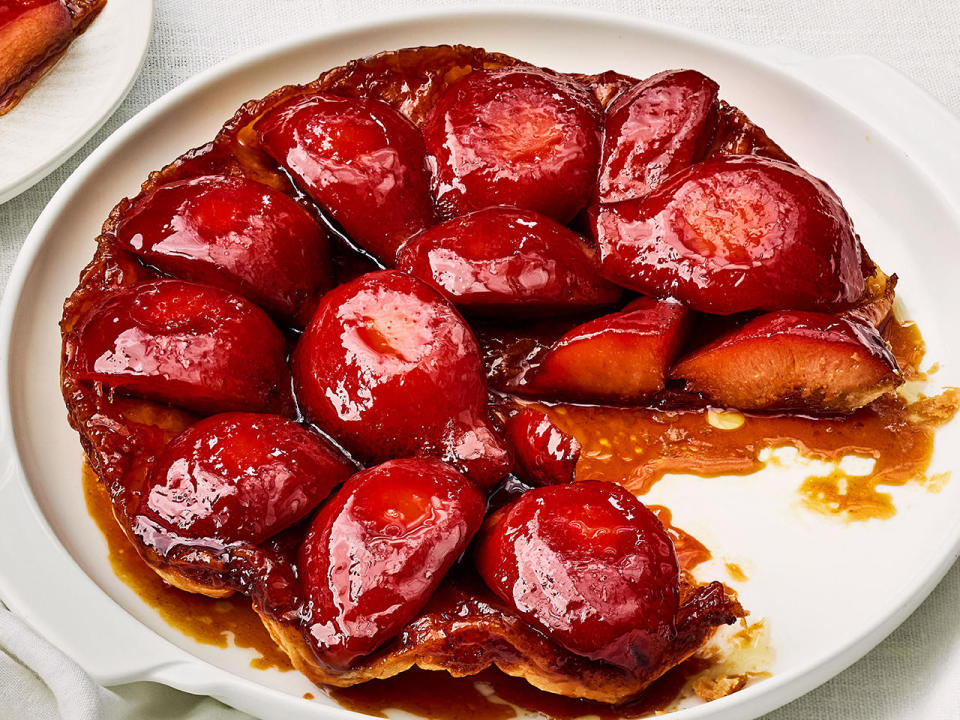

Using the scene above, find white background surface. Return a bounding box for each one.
[0,1,958,719]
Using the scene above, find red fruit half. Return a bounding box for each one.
[475,481,680,671]
[395,206,621,316]
[505,408,580,486]
[599,69,719,202]
[113,175,332,327]
[293,270,511,487]
[527,297,691,402]
[671,310,902,412]
[73,280,294,415]
[422,67,602,223]
[257,93,435,264]
[594,156,865,314]
[298,458,485,669]
[135,413,353,549]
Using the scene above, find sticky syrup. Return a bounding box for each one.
[82,463,291,671]
[526,318,958,522]
[649,505,711,571]
[725,563,748,582]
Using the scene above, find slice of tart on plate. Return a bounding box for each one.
[0,0,105,115]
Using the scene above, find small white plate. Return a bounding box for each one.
[0,0,153,204]
[2,8,960,720]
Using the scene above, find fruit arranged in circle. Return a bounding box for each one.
[671,310,902,411]
[135,412,354,549]
[293,270,511,487]
[73,279,295,416]
[112,174,332,327]
[594,156,866,314]
[527,297,691,402]
[599,69,719,202]
[475,480,680,671]
[298,458,485,669]
[422,67,602,223]
[395,206,621,316]
[61,44,921,705]
[504,408,581,487]
[257,93,436,264]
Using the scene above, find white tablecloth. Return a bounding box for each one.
[1,1,958,718]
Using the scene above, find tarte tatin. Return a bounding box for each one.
[0,0,105,115]
[61,44,953,714]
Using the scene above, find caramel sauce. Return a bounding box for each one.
[329,662,711,720]
[538,391,958,522]
[884,317,925,380]
[528,319,958,522]
[725,563,748,582]
[82,462,291,671]
[649,505,712,571]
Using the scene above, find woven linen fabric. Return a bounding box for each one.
[1,1,958,718]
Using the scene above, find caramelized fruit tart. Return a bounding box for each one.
[61,44,952,713]
[0,0,105,115]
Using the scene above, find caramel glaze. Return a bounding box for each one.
[649,505,712,571]
[82,462,292,672]
[497,317,957,523]
[725,563,748,583]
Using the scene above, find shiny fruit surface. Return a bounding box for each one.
[475,481,679,671]
[672,310,902,411]
[504,408,581,487]
[136,412,353,549]
[113,174,332,327]
[257,93,435,264]
[594,156,865,314]
[528,297,690,402]
[298,458,485,669]
[599,69,719,202]
[422,67,602,223]
[396,206,621,316]
[73,280,294,416]
[293,270,511,487]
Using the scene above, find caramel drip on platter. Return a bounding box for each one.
[724,563,748,583]
[649,505,712,571]
[530,318,958,522]
[82,462,291,671]
[538,387,958,522]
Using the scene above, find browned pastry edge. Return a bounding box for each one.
[257,575,743,703]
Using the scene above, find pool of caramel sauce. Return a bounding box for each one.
[82,464,291,671]
[81,316,957,718]
[532,318,958,522]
